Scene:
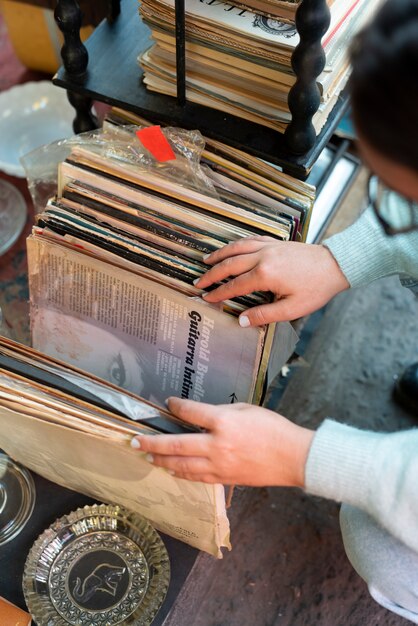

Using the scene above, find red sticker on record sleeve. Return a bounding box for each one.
[136,126,176,162]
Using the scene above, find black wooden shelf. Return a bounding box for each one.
[53,0,348,179]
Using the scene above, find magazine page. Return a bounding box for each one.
[142,0,355,48]
[28,236,264,407]
[0,405,230,556]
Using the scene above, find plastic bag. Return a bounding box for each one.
[21,124,218,213]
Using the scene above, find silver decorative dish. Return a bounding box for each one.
[23,503,170,625]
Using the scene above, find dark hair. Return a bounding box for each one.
[349,0,418,171]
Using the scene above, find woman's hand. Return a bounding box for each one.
[195,237,350,326]
[131,397,314,487]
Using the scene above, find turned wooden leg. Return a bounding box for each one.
[54,0,98,133]
[285,0,331,156]
[107,0,121,23]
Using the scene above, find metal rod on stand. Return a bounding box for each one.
[174,0,187,105]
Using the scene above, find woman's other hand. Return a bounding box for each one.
[195,237,350,327]
[131,397,314,487]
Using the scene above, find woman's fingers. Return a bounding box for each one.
[201,270,261,303]
[203,236,276,267]
[171,473,220,483]
[167,397,220,429]
[149,454,214,478]
[131,399,248,457]
[131,399,221,456]
[196,253,258,290]
[238,299,301,327]
[151,449,229,484]
[132,432,211,456]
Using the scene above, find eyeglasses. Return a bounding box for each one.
[368,175,418,236]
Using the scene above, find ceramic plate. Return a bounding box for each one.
[23,503,170,625]
[0,452,36,545]
[0,180,27,255]
[0,81,75,177]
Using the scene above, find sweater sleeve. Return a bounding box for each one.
[322,206,418,287]
[305,419,418,553]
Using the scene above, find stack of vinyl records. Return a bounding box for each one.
[105,108,315,240]
[138,0,381,134]
[27,123,305,413]
[104,108,360,244]
[18,123,313,555]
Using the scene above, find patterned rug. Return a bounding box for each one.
[0,12,50,344]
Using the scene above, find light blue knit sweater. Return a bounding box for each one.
[305,205,418,554]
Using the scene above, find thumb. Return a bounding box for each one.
[238,299,297,327]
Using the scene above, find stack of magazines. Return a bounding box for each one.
[138,0,382,133]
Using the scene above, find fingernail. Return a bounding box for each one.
[203,254,211,262]
[192,278,200,286]
[130,437,141,449]
[146,453,154,463]
[167,469,176,476]
[239,315,250,328]
[201,291,209,299]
